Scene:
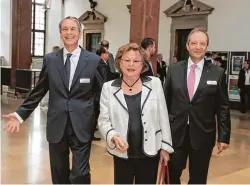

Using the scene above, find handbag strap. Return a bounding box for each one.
[165,165,170,184]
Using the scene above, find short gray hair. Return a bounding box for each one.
[59,16,82,33]
[186,27,209,46]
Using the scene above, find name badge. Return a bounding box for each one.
[207,80,217,85]
[80,78,90,83]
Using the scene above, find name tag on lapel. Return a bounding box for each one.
[80,78,90,83]
[207,80,217,85]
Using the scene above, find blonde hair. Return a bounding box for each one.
[115,43,148,73]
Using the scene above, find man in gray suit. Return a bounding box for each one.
[2,17,106,184]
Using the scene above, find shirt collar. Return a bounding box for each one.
[188,57,204,70]
[63,46,81,57]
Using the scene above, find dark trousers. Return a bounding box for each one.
[49,117,92,184]
[113,155,159,184]
[240,85,250,113]
[168,128,213,184]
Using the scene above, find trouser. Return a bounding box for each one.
[240,85,250,113]
[168,128,213,184]
[49,117,92,184]
[113,155,159,184]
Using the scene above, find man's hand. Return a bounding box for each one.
[112,136,129,152]
[2,113,21,133]
[217,142,228,154]
[160,150,170,166]
[238,88,241,93]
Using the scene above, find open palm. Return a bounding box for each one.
[2,113,21,133]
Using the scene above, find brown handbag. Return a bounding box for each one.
[157,162,170,185]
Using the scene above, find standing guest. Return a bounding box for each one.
[98,43,174,184]
[238,60,250,114]
[141,38,156,76]
[2,16,106,184]
[164,27,231,184]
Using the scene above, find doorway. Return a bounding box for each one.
[175,29,192,61]
[86,33,101,53]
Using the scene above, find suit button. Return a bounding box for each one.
[145,131,147,133]
[142,114,144,116]
[145,139,147,141]
[143,122,146,124]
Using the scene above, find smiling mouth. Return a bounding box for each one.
[127,69,135,72]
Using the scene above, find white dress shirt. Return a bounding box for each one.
[187,57,205,96]
[15,46,81,123]
[64,46,81,90]
[187,57,204,124]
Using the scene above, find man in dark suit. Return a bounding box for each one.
[2,17,106,184]
[141,38,156,76]
[101,40,116,73]
[164,28,231,184]
[156,53,167,85]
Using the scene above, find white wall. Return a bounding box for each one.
[0,0,12,65]
[158,0,250,63]
[46,0,131,55]
[158,0,176,64]
[201,0,250,51]
[45,0,63,54]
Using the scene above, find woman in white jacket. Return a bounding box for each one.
[98,43,173,184]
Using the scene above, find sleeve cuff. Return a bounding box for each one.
[14,112,24,123]
[162,141,174,153]
[106,129,117,149]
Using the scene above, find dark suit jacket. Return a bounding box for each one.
[157,60,167,80]
[164,60,231,149]
[16,48,106,143]
[142,62,154,76]
[238,68,247,89]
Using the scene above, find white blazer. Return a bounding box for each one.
[98,76,174,159]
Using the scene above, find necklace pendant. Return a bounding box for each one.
[129,88,132,92]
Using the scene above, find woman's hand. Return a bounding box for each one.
[160,150,170,166]
[112,135,129,152]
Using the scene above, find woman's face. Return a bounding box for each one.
[120,50,143,77]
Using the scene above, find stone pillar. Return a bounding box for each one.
[129,0,160,73]
[11,0,32,87]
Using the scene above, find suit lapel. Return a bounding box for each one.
[55,49,68,91]
[113,88,128,112]
[70,49,89,90]
[181,61,190,101]
[191,61,211,102]
[141,84,152,112]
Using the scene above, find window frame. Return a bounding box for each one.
[31,0,46,58]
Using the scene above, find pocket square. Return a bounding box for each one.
[207,80,217,85]
[80,78,90,83]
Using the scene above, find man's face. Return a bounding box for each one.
[148,42,156,57]
[186,31,208,61]
[101,48,109,61]
[60,19,80,47]
[157,54,162,61]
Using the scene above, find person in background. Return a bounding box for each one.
[156,53,167,85]
[52,46,60,52]
[170,57,178,64]
[238,60,250,114]
[101,40,116,73]
[141,38,156,76]
[98,43,173,184]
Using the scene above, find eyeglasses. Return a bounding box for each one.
[121,58,142,65]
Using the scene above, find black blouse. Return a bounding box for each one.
[124,91,146,158]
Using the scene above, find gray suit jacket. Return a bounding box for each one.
[16,48,106,143]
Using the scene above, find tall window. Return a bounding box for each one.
[31,0,46,57]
